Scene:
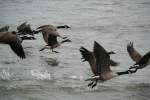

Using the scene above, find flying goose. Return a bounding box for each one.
[80,41,133,88]
[127,42,150,70]
[38,26,71,53]
[17,22,39,35]
[0,26,9,32]
[0,31,26,58]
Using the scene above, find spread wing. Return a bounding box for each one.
[48,34,58,47]
[127,42,142,63]
[93,41,111,75]
[137,51,150,65]
[80,47,96,74]
[9,36,26,59]
[17,22,27,31]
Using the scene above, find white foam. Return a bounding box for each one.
[30,70,51,80]
[69,75,84,80]
[0,69,11,80]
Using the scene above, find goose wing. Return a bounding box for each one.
[0,26,9,32]
[23,24,32,33]
[127,42,142,63]
[80,47,96,74]
[48,34,58,47]
[93,41,111,75]
[137,51,150,66]
[8,35,26,59]
[17,22,27,31]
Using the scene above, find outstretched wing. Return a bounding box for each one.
[93,41,111,75]
[17,22,27,31]
[137,51,150,66]
[48,34,58,47]
[9,36,26,59]
[127,42,142,63]
[80,47,96,74]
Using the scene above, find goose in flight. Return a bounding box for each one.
[38,25,71,53]
[0,31,26,58]
[127,42,150,70]
[17,22,39,35]
[80,41,133,88]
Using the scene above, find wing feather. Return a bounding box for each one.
[127,42,142,63]
[80,47,96,74]
[93,41,111,75]
[9,37,26,59]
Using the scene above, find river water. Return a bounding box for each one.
[0,0,150,100]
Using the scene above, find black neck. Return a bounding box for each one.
[57,26,66,29]
[61,39,71,43]
[108,51,115,55]
[61,40,68,43]
[117,69,138,76]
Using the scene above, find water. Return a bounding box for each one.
[0,0,150,100]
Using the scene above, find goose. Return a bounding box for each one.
[0,26,9,32]
[80,41,133,88]
[0,31,26,58]
[127,42,150,70]
[38,26,71,53]
[17,22,39,35]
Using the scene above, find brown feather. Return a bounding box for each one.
[127,42,142,63]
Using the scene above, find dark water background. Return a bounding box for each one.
[0,0,150,100]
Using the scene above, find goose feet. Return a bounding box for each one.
[129,64,139,69]
[52,49,59,53]
[88,80,98,88]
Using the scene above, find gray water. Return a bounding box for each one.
[0,0,150,100]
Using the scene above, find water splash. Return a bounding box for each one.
[69,75,84,80]
[30,69,51,80]
[0,69,12,80]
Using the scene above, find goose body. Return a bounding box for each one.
[0,31,26,58]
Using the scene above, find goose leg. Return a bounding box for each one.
[88,81,94,87]
[40,45,50,51]
[52,49,59,53]
[128,68,138,74]
[129,64,139,69]
[91,80,98,88]
[40,46,47,51]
